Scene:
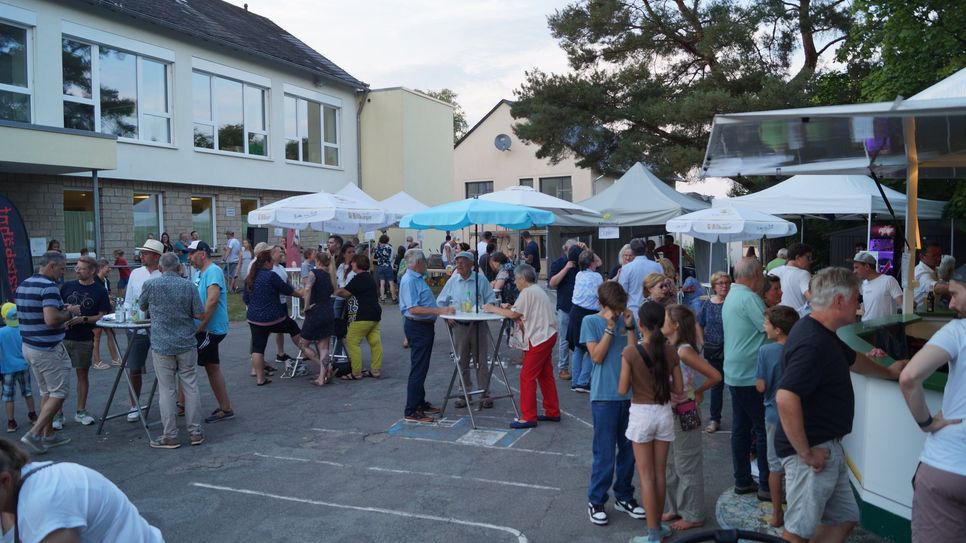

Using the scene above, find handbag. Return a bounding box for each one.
[674,399,702,432]
[508,319,527,350]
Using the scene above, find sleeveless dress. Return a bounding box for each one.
[301,268,335,341]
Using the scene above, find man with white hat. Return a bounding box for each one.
[123,238,163,422]
[852,251,902,321]
[435,251,497,408]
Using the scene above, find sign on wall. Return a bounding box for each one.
[0,196,34,302]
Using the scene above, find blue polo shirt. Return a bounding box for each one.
[195,264,229,335]
[400,269,437,321]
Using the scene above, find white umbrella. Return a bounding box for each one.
[478,186,600,217]
[247,191,386,232]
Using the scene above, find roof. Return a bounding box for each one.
[76,0,367,90]
[454,99,513,148]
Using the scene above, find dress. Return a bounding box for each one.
[301,268,334,341]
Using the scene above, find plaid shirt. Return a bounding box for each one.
[140,272,203,355]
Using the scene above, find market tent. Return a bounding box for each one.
[712,175,947,219]
[379,191,429,220]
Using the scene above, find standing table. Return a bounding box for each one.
[439,312,519,428]
[95,317,158,441]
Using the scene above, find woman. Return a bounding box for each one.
[698,271,730,433]
[484,263,560,428]
[335,255,383,380]
[489,251,518,305]
[300,248,317,281]
[661,304,722,531]
[92,258,120,369]
[46,239,61,252]
[610,244,633,281]
[160,232,175,253]
[239,239,254,284]
[244,247,305,385]
[301,252,335,386]
[582,281,646,526]
[337,244,356,289]
[568,249,604,393]
[375,234,397,303]
[643,273,675,306]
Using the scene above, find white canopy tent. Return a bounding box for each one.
[379,191,430,220]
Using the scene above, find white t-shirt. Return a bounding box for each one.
[861,274,903,321]
[16,461,164,543]
[123,266,162,334]
[477,241,488,257]
[225,238,241,263]
[914,261,938,304]
[771,265,810,311]
[920,319,966,476]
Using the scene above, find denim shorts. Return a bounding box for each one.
[1,370,33,402]
[377,265,395,282]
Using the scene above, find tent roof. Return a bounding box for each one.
[558,163,709,226]
[712,175,947,219]
[379,191,429,216]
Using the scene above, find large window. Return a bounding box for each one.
[191,196,215,244]
[63,191,94,253]
[193,72,267,156]
[465,181,493,198]
[62,37,170,142]
[133,193,161,245]
[284,95,340,166]
[539,176,572,202]
[0,22,30,122]
[240,197,259,235]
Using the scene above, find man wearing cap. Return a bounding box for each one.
[853,251,902,321]
[188,241,235,423]
[223,231,241,293]
[436,251,497,408]
[14,251,80,453]
[123,238,163,422]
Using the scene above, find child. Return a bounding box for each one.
[755,305,800,527]
[0,304,38,433]
[618,301,682,543]
[114,249,130,298]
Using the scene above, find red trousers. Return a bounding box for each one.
[519,334,560,422]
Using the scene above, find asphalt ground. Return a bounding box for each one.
[30,298,740,543]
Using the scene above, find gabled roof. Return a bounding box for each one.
[455,99,513,148]
[76,0,367,90]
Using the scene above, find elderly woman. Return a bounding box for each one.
[484,263,560,428]
[568,249,605,393]
[643,273,675,307]
[698,271,730,433]
[335,255,383,380]
[610,244,634,281]
[244,246,305,385]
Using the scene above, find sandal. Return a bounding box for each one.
[92,361,111,370]
[340,373,363,381]
[110,359,122,367]
[256,379,272,386]
[361,370,381,379]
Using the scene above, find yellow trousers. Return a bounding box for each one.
[346,320,382,375]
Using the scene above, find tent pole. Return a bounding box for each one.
[867,212,872,253]
[902,117,920,315]
[800,216,804,242]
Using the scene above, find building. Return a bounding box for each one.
[0,0,367,258]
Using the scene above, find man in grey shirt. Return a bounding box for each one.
[139,252,205,449]
[619,238,664,314]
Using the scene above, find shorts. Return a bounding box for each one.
[125,331,151,372]
[249,317,301,355]
[1,370,33,402]
[765,422,784,474]
[64,339,94,369]
[625,403,675,443]
[21,343,72,400]
[196,332,227,365]
[227,261,239,278]
[781,439,859,539]
[377,265,395,282]
[117,278,128,290]
[912,462,966,543]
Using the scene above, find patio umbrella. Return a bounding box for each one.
[247,191,386,232]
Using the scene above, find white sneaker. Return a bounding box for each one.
[74,411,95,426]
[52,413,64,431]
[127,408,141,422]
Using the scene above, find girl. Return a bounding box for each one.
[661,304,722,531]
[92,259,120,369]
[618,301,683,543]
[568,249,604,393]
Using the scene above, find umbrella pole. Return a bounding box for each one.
[475,223,480,313]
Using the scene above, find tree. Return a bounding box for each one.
[512,0,852,186]
[417,88,469,143]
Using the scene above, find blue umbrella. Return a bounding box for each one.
[399,198,556,230]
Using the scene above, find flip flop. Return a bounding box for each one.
[361,370,381,379]
[340,373,363,381]
[92,361,111,370]
[256,379,272,386]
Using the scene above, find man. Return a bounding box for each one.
[440,235,453,267]
[655,234,681,270]
[766,248,788,272]
[776,267,905,542]
[480,242,497,282]
[14,251,80,453]
[477,231,493,259]
[406,235,417,249]
[272,244,295,365]
[852,251,902,321]
[188,241,235,423]
[325,234,345,288]
[222,230,241,292]
[436,251,497,408]
[548,239,580,379]
[914,242,950,306]
[762,274,783,308]
[618,238,663,314]
[140,253,205,449]
[57,255,111,429]
[722,256,771,499]
[770,243,813,311]
[399,249,455,423]
[123,238,163,422]
[190,231,199,241]
[522,231,541,275]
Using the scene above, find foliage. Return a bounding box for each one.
[417,88,469,143]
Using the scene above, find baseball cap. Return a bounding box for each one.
[853,251,877,267]
[454,251,474,261]
[1,303,17,327]
[188,240,212,254]
[137,239,165,255]
[253,242,272,255]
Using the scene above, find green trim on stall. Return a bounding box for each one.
[853,484,911,543]
[837,314,948,392]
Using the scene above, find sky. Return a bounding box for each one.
[228,0,732,197]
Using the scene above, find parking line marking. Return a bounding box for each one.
[394,435,579,457]
[252,452,345,468]
[366,466,560,491]
[310,428,367,435]
[190,482,528,542]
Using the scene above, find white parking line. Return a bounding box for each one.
[394,435,580,458]
[191,482,528,542]
[366,466,561,491]
[252,452,345,468]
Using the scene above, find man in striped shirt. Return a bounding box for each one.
[14,251,82,454]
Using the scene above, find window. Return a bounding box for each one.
[0,22,30,122]
[191,196,215,244]
[240,198,259,235]
[63,191,94,253]
[61,37,170,142]
[465,181,493,198]
[193,72,268,156]
[539,176,572,202]
[519,178,533,188]
[284,95,340,166]
[133,193,161,244]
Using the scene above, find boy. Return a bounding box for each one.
[0,303,38,432]
[756,305,800,527]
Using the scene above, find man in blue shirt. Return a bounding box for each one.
[399,249,454,422]
[189,241,235,423]
[522,231,541,275]
[436,251,497,408]
[619,238,663,314]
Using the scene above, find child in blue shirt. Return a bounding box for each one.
[0,303,37,433]
[755,305,799,528]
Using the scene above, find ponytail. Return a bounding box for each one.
[638,302,671,404]
[0,439,29,474]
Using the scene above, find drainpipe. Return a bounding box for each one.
[92,170,101,257]
[356,88,370,189]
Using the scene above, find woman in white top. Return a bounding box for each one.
[239,239,254,285]
[567,249,605,391]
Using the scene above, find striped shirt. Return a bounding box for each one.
[14,274,65,350]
